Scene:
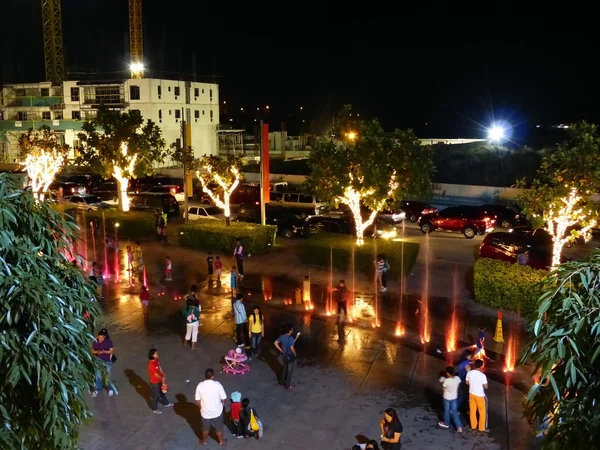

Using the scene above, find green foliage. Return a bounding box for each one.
[76,107,167,179]
[519,250,600,449]
[296,232,419,278]
[17,125,69,159]
[179,219,276,254]
[518,122,600,242]
[86,209,157,240]
[0,174,102,449]
[474,258,547,318]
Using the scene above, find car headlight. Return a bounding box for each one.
[380,229,397,239]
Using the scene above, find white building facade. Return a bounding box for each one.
[0,78,219,163]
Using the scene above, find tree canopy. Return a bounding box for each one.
[520,250,600,448]
[17,125,69,159]
[76,107,167,179]
[0,174,102,449]
[306,105,434,210]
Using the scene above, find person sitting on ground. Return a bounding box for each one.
[239,397,260,439]
[352,440,380,450]
[380,407,403,449]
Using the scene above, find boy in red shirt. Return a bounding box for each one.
[215,256,223,280]
[230,391,243,437]
[148,348,173,414]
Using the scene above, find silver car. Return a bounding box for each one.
[64,194,107,211]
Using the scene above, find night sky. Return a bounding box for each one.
[1,1,597,138]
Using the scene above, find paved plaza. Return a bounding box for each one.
[78,238,535,450]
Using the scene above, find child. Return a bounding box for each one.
[207,252,214,277]
[230,391,243,438]
[302,275,311,306]
[140,285,150,323]
[215,256,223,279]
[165,256,172,281]
[240,397,261,439]
[230,266,238,297]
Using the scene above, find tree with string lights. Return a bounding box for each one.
[195,155,242,226]
[518,122,600,268]
[18,125,68,201]
[306,105,435,245]
[76,107,167,211]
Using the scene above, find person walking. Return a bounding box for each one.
[195,368,227,446]
[248,305,264,360]
[88,261,99,284]
[380,254,390,292]
[274,324,300,390]
[207,252,214,277]
[165,256,172,281]
[91,328,117,397]
[148,348,173,414]
[379,407,403,449]
[230,266,238,297]
[332,279,349,317]
[438,366,463,432]
[233,239,244,278]
[184,298,200,350]
[140,285,150,323]
[466,359,488,432]
[233,293,248,348]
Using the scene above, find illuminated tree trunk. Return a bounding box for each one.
[24,151,64,202]
[197,166,240,227]
[339,186,379,246]
[112,143,137,212]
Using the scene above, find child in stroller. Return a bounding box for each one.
[222,347,250,374]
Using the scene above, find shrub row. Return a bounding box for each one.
[178,219,277,254]
[474,258,548,318]
[295,232,420,278]
[85,209,157,240]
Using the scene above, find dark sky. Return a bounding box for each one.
[1,1,597,138]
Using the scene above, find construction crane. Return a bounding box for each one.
[41,0,65,84]
[129,0,144,78]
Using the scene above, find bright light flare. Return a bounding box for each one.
[346,131,357,141]
[395,323,405,336]
[130,62,144,78]
[504,336,516,373]
[24,151,64,201]
[487,125,505,142]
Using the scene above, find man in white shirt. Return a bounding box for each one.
[195,368,227,446]
[465,359,488,432]
[438,366,463,432]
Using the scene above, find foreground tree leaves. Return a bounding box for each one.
[520,250,600,448]
[0,174,102,449]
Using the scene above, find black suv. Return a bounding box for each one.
[236,203,308,238]
[303,216,397,239]
[480,204,522,229]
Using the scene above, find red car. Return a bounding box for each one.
[418,205,496,239]
[479,232,552,270]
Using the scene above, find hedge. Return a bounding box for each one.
[178,219,277,254]
[295,232,420,278]
[474,258,548,318]
[85,210,157,240]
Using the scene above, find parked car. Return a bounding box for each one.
[303,216,397,239]
[132,175,179,193]
[187,205,225,220]
[270,192,328,215]
[63,174,102,190]
[64,194,107,211]
[235,203,309,238]
[147,185,185,203]
[129,193,180,217]
[510,225,591,248]
[49,181,87,196]
[325,204,405,224]
[398,200,437,223]
[479,232,552,270]
[418,205,496,239]
[481,204,523,229]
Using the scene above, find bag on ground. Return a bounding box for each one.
[249,409,260,432]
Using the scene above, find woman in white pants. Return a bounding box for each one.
[184,298,200,350]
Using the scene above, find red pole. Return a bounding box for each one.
[262,123,270,203]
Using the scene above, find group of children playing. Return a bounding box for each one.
[229,391,262,439]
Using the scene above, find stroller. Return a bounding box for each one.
[222,347,250,375]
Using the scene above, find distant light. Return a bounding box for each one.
[266,105,270,110]
[115,222,120,228]
[487,125,505,142]
[346,131,357,141]
[536,125,541,128]
[300,106,303,110]
[129,62,144,74]
[240,107,244,111]
[256,108,259,111]
[229,118,233,121]
[223,100,226,104]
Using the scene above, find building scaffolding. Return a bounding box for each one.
[41,0,65,84]
[217,129,245,156]
[129,0,144,78]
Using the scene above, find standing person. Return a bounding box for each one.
[88,261,99,284]
[458,350,474,413]
[161,212,168,243]
[195,368,227,446]
[332,279,349,317]
[230,391,243,438]
[233,239,244,278]
[438,366,463,432]
[248,305,264,360]
[215,256,223,280]
[154,210,164,242]
[475,326,487,359]
[91,328,117,397]
[230,266,238,297]
[165,256,172,281]
[379,408,403,449]
[466,359,489,432]
[380,254,390,292]
[302,275,311,306]
[140,285,150,323]
[274,324,300,390]
[239,397,260,439]
[184,298,200,350]
[186,284,199,307]
[207,252,214,277]
[148,348,173,414]
[233,293,248,348]
[375,254,385,292]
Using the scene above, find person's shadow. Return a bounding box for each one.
[173,394,203,440]
[124,369,152,408]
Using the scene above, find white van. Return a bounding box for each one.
[270,192,328,215]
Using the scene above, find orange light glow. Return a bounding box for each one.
[504,336,516,372]
[395,322,405,336]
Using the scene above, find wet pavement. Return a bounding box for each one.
[78,237,536,450]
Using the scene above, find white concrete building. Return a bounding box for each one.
[0,78,219,163]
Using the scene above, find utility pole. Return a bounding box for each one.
[182,107,189,222]
[259,120,266,225]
